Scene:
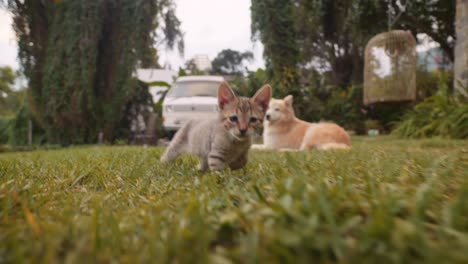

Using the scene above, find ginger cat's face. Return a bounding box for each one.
[218,82,271,140]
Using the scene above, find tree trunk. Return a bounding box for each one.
[455,0,468,97]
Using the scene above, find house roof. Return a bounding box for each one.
[136,69,178,85]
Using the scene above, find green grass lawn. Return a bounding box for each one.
[1,136,467,263]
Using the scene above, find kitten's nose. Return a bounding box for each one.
[266,114,270,121]
[239,128,247,135]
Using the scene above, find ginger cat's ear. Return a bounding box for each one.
[284,95,293,106]
[218,81,237,109]
[252,84,272,112]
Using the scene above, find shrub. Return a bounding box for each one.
[393,82,467,139]
[8,104,46,146]
[231,68,268,97]
[0,116,12,144]
[365,101,413,132]
[416,69,453,100]
[364,119,383,131]
[321,85,366,132]
[231,69,456,136]
[299,85,367,134]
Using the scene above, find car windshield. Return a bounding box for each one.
[166,81,220,98]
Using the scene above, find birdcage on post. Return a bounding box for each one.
[364,30,417,105]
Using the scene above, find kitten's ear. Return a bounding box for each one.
[218,81,237,109]
[252,84,272,112]
[284,95,293,106]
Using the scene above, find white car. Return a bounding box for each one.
[162,76,224,134]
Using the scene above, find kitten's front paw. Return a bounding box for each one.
[196,163,208,171]
[160,154,169,164]
[208,164,224,171]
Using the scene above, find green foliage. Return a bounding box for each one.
[364,119,383,131]
[0,138,467,262]
[0,89,25,117]
[7,104,45,146]
[233,73,413,135]
[211,49,253,76]
[0,67,44,145]
[115,80,155,142]
[302,84,366,133]
[251,0,301,95]
[277,69,454,134]
[184,59,207,75]
[0,66,24,116]
[143,81,171,88]
[0,66,14,94]
[395,0,455,61]
[0,116,12,144]
[252,0,454,89]
[365,102,412,132]
[249,0,456,131]
[142,79,170,137]
[393,82,468,139]
[230,68,268,97]
[416,69,453,100]
[4,0,183,144]
[295,1,379,87]
[177,67,187,77]
[321,85,366,132]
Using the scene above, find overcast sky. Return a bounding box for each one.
[161,0,265,71]
[0,9,18,70]
[0,0,265,72]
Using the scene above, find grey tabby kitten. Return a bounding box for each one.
[160,81,271,171]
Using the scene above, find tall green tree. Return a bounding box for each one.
[3,0,183,144]
[252,0,455,89]
[184,58,206,75]
[0,66,14,96]
[0,66,23,116]
[295,0,388,87]
[211,49,253,76]
[394,0,455,61]
[251,0,300,96]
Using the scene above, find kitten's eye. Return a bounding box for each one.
[275,108,280,111]
[229,116,238,122]
[249,117,258,123]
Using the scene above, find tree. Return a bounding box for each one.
[297,0,455,88]
[3,0,183,144]
[210,49,253,76]
[0,66,23,116]
[230,68,268,97]
[184,59,205,75]
[394,0,455,62]
[454,0,468,97]
[294,1,386,88]
[0,66,14,95]
[252,0,455,89]
[251,0,300,96]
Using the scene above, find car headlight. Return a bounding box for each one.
[165,105,174,112]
